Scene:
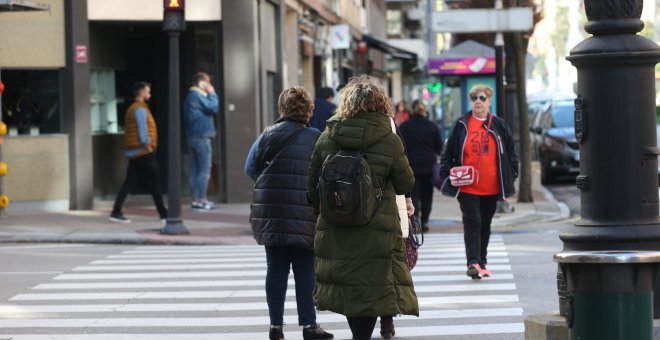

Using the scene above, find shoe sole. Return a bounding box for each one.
[467,266,482,280]
[108,217,131,224]
[303,332,334,340]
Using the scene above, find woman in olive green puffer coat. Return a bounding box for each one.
[307,75,418,340]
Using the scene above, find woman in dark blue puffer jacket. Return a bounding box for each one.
[245,87,334,340]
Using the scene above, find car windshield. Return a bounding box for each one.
[551,103,574,128]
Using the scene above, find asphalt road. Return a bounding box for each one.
[0,228,566,340]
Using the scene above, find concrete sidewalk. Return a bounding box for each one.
[0,163,569,245]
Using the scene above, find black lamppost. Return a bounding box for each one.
[161,0,188,235]
[555,0,660,338]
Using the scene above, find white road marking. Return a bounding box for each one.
[2,323,524,340]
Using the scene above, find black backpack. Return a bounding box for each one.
[319,149,382,226]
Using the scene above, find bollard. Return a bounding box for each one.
[555,251,660,340]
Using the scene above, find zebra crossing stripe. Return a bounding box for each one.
[34,273,516,290]
[1,233,523,339]
[90,257,266,264]
[87,257,509,266]
[103,251,510,260]
[418,294,519,305]
[410,264,511,273]
[0,308,522,327]
[421,246,506,253]
[1,323,524,340]
[0,303,521,316]
[12,283,517,301]
[54,264,513,280]
[414,283,516,293]
[71,259,511,272]
[412,273,514,282]
[119,236,503,251]
[53,270,269,280]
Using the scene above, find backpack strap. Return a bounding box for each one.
[255,126,305,177]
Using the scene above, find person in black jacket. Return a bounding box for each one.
[244,87,333,340]
[309,87,336,132]
[439,84,518,280]
[399,99,443,232]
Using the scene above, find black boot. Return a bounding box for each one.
[380,316,395,339]
[302,324,333,340]
[269,325,284,340]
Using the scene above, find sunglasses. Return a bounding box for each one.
[470,95,488,102]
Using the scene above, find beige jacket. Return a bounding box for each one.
[391,118,409,238]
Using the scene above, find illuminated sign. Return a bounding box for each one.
[428,57,496,75]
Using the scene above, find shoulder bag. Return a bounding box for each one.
[449,115,492,187]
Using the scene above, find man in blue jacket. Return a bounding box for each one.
[308,87,336,132]
[183,72,219,211]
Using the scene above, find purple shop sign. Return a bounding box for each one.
[428,57,496,75]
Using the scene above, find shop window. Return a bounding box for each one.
[0,70,61,135]
[90,69,120,134]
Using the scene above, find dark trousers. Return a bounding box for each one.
[112,153,167,218]
[265,245,316,326]
[346,316,377,340]
[412,174,434,224]
[457,193,499,266]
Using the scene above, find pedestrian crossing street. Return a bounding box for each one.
[0,234,524,339]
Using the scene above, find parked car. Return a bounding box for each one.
[533,100,579,184]
[528,93,575,160]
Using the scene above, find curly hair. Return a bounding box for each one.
[335,75,393,118]
[278,86,314,122]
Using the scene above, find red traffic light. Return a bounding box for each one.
[164,0,184,11]
[0,80,4,96]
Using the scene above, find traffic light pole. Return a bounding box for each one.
[160,2,188,235]
[161,30,188,235]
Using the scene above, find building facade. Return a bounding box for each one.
[1,0,409,210]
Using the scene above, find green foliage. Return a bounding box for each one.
[640,21,654,40]
[551,4,569,68]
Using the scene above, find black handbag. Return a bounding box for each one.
[405,214,424,270]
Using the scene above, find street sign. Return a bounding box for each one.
[432,8,533,33]
[330,24,350,50]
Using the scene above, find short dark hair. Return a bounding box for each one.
[316,87,334,99]
[132,82,151,98]
[412,99,426,115]
[192,72,209,85]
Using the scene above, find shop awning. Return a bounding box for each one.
[362,35,418,63]
[0,0,50,12]
[428,40,496,75]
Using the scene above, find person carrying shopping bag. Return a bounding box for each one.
[308,75,418,340]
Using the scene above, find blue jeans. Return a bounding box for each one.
[188,137,212,201]
[265,245,316,326]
